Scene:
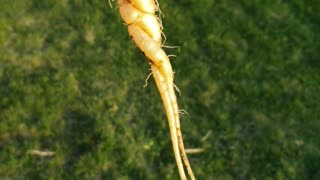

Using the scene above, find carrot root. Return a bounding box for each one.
[117,1,195,179]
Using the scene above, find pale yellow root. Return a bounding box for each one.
[143,71,153,87]
[179,109,188,115]
[185,148,206,154]
[151,64,187,179]
[28,149,55,157]
[117,0,195,179]
[151,60,195,180]
[162,45,181,52]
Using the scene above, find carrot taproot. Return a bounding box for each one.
[116,1,195,179]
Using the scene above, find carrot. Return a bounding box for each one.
[116,1,195,179]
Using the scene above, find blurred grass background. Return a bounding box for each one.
[0,0,319,179]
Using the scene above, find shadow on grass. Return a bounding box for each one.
[62,109,102,174]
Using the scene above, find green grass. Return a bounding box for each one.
[1,0,319,179]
